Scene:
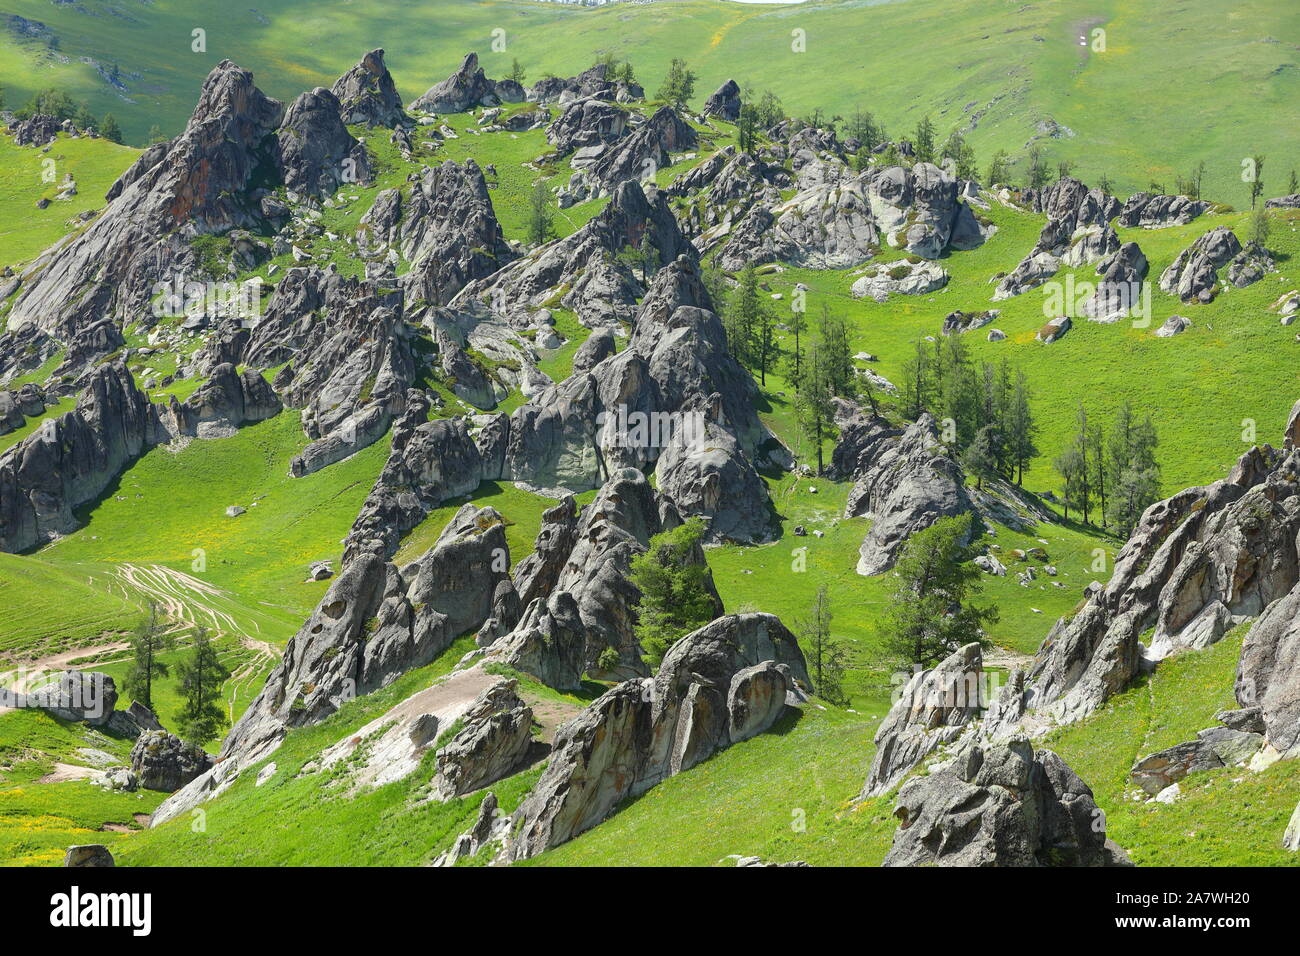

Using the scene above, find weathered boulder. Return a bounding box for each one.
[331,48,406,127]
[64,845,115,867]
[941,309,998,336]
[1285,801,1300,851]
[884,739,1131,867]
[993,250,1062,301]
[844,413,973,575]
[8,113,64,148]
[181,363,282,438]
[571,328,617,374]
[504,613,810,860]
[1080,240,1149,321]
[701,79,742,122]
[22,671,118,726]
[344,400,484,559]
[1160,226,1243,303]
[1154,314,1191,337]
[130,730,216,792]
[412,53,501,113]
[1130,724,1263,796]
[1225,240,1274,288]
[654,397,775,544]
[861,643,985,798]
[1116,193,1209,228]
[274,87,370,198]
[432,678,535,799]
[851,259,948,301]
[530,63,643,106]
[1036,315,1072,343]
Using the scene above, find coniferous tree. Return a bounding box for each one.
[99,113,123,144]
[796,344,835,474]
[963,425,1000,491]
[878,514,997,668]
[175,627,231,746]
[1249,154,1265,208]
[1027,148,1051,189]
[913,114,936,164]
[985,149,1011,187]
[724,262,763,367]
[629,519,717,666]
[1006,369,1038,486]
[796,585,848,705]
[656,58,697,110]
[940,129,977,180]
[526,179,555,247]
[123,601,172,714]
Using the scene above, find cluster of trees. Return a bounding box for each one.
[736,90,787,152]
[10,87,122,143]
[592,52,638,88]
[1052,401,1160,535]
[712,263,859,475]
[899,336,1038,488]
[122,603,233,745]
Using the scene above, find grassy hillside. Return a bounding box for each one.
[0,132,137,268]
[1,0,1297,204]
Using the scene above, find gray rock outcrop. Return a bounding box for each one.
[701,79,742,122]
[843,413,973,575]
[411,53,502,114]
[1,361,275,553]
[221,504,516,766]
[861,643,985,797]
[7,61,285,337]
[1007,420,1300,728]
[490,468,723,686]
[1159,226,1245,303]
[1116,192,1209,228]
[130,730,216,792]
[883,738,1131,867]
[1130,723,1263,796]
[432,678,536,799]
[274,87,371,198]
[503,613,810,860]
[331,48,406,127]
[64,845,115,867]
[398,159,515,306]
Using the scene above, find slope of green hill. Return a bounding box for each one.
[1,0,1297,204]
